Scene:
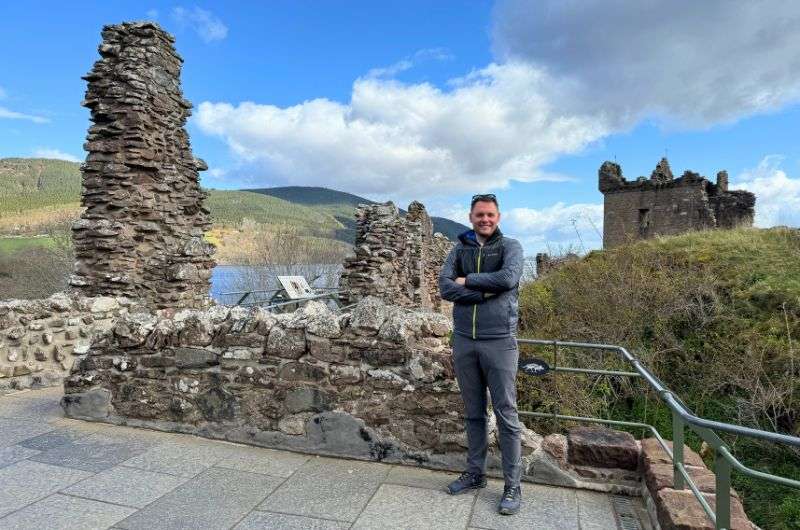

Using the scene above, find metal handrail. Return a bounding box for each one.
[517,338,800,530]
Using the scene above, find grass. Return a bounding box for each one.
[0,236,57,253]
[517,226,800,529]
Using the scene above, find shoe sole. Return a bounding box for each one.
[446,483,487,495]
[498,507,520,515]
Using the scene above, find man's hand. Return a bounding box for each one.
[455,277,466,285]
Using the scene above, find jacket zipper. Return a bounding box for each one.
[472,245,482,339]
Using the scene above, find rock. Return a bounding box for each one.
[645,461,724,496]
[520,427,543,456]
[542,433,568,464]
[640,438,706,469]
[278,362,327,383]
[350,296,387,333]
[567,426,639,470]
[284,387,331,413]
[278,413,311,435]
[61,388,113,420]
[307,334,342,363]
[266,326,306,359]
[222,349,254,360]
[73,342,91,355]
[113,312,158,347]
[654,488,752,530]
[12,365,31,376]
[305,304,341,339]
[91,297,119,313]
[48,293,73,312]
[174,347,219,369]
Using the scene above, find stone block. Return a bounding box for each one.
[654,488,752,530]
[640,437,706,469]
[278,362,327,383]
[284,387,331,414]
[267,326,306,359]
[61,387,113,420]
[173,347,218,369]
[567,426,639,470]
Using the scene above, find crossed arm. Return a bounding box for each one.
[438,239,524,303]
[465,239,524,293]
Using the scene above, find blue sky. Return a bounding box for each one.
[2,1,799,254]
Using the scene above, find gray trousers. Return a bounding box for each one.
[452,333,522,486]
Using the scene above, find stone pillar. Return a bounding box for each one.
[339,201,452,310]
[70,22,215,309]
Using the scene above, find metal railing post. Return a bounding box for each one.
[714,451,732,530]
[672,410,685,490]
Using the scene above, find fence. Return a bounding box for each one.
[517,339,800,530]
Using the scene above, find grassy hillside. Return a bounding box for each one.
[252,186,469,241]
[518,227,800,529]
[0,158,467,243]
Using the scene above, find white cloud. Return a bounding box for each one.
[196,62,609,199]
[492,0,800,127]
[366,48,453,78]
[733,156,800,227]
[503,202,604,254]
[0,106,48,124]
[146,8,159,19]
[172,7,228,43]
[32,148,80,162]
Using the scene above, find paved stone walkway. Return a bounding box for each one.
[0,387,644,529]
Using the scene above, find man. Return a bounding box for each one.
[438,193,524,515]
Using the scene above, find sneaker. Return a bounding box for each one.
[498,485,521,515]
[446,471,487,495]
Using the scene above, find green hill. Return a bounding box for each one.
[0,158,467,242]
[250,186,469,241]
[518,227,800,529]
[0,158,81,213]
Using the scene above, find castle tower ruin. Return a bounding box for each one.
[599,158,755,248]
[339,201,452,310]
[70,22,215,309]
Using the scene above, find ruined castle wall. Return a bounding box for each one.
[599,159,755,248]
[60,296,638,493]
[0,293,141,393]
[602,181,715,248]
[70,22,215,309]
[340,202,452,311]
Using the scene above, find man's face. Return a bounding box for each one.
[469,200,500,238]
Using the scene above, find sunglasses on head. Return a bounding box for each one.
[470,193,498,207]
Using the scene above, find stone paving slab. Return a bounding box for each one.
[470,480,580,530]
[0,387,637,530]
[0,418,55,447]
[215,445,310,478]
[383,464,462,491]
[0,460,92,518]
[0,493,135,530]
[63,465,189,508]
[0,389,65,421]
[121,440,228,478]
[19,425,101,451]
[577,490,620,530]
[234,511,351,530]
[29,431,157,473]
[0,445,40,469]
[258,456,389,522]
[116,466,284,530]
[352,483,475,530]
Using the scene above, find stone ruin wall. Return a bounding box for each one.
[599,158,756,248]
[339,201,452,311]
[0,293,141,394]
[70,22,215,309]
[61,295,643,494]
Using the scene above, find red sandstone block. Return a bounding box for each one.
[640,438,706,469]
[567,426,639,470]
[655,488,752,530]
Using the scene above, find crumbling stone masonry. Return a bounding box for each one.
[0,293,142,393]
[70,22,215,309]
[62,296,641,494]
[599,158,756,248]
[339,201,452,311]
